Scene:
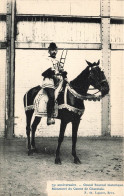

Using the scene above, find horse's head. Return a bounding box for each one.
[86,60,109,97]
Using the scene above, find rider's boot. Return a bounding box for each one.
[47,109,55,125]
[45,88,55,125]
[47,117,55,125]
[46,97,55,125]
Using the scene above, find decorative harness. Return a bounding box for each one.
[58,84,85,115]
[58,66,106,116]
[58,82,103,116]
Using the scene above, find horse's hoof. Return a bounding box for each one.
[28,149,33,156]
[31,147,38,153]
[74,157,81,164]
[55,158,62,165]
[33,148,38,153]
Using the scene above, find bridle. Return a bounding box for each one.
[88,65,107,93]
[68,65,106,98]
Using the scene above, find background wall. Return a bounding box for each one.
[0,0,6,137]
[111,51,124,136]
[0,0,124,137]
[0,50,6,137]
[16,0,100,16]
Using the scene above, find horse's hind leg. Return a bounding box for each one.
[72,119,81,164]
[31,116,41,152]
[55,120,67,164]
[26,110,34,155]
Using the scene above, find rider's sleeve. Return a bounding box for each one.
[42,68,55,78]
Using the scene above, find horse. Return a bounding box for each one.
[23,60,109,164]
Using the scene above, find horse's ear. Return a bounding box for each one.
[86,60,92,67]
[96,60,100,66]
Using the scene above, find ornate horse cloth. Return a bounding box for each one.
[33,88,58,117]
[33,82,85,118]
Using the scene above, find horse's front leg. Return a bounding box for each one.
[55,120,67,164]
[31,116,41,152]
[72,119,81,164]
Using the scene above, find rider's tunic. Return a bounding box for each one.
[41,56,62,89]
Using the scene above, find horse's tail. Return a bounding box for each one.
[23,85,42,112]
[23,93,27,108]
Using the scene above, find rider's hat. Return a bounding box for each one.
[48,42,58,50]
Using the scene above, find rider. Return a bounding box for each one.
[41,42,67,125]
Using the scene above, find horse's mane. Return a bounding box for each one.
[70,66,89,94]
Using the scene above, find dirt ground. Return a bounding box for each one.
[0,137,123,196]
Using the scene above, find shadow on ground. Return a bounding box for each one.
[0,137,123,195]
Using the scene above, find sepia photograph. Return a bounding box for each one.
[0,0,124,195]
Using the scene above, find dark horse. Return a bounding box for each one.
[23,60,109,164]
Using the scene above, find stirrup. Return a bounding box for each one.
[52,118,55,124]
[47,118,55,125]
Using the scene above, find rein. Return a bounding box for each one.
[68,77,107,99]
[61,65,106,101]
[58,82,102,116]
[66,83,102,101]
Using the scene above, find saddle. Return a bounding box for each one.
[33,79,64,117]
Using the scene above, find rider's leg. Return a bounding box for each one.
[45,88,55,125]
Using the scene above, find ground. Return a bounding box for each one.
[0,137,123,196]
